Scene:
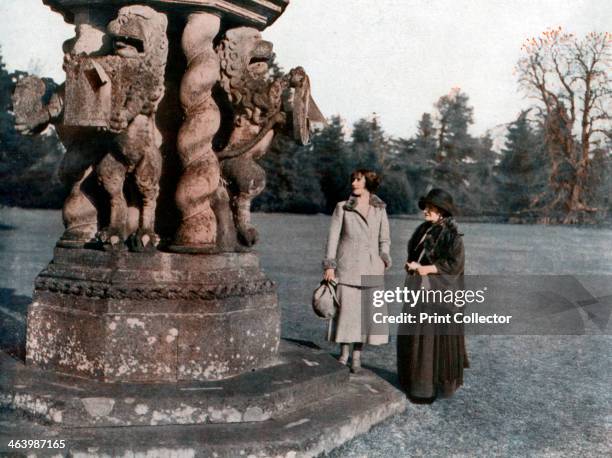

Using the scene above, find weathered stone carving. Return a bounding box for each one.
[34,275,276,300]
[12,75,102,247]
[66,5,169,251]
[171,13,222,252]
[13,14,320,254]
[11,1,321,382]
[212,27,323,250]
[13,5,168,251]
[27,247,281,382]
[12,76,61,135]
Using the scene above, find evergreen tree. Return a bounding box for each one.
[466,133,498,215]
[312,116,351,212]
[350,115,389,171]
[377,170,413,215]
[435,88,473,162]
[397,112,437,205]
[495,111,548,217]
[267,52,285,81]
[254,135,324,214]
[432,88,477,213]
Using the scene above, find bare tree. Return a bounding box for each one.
[517,28,611,223]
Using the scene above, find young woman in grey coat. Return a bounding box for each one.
[323,169,392,373]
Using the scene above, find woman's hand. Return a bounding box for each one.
[418,266,439,276]
[323,268,336,282]
[405,262,437,276]
[417,265,431,276]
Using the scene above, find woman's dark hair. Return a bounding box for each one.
[350,169,381,192]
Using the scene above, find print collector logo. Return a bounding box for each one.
[368,285,514,330]
[362,274,612,336]
[372,311,513,325]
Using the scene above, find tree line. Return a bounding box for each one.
[257,29,611,223]
[0,29,610,223]
[255,94,543,218]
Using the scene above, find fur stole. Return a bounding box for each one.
[416,217,462,262]
[343,194,386,211]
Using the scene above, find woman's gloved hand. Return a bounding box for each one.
[323,268,336,282]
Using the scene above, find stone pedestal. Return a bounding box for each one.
[1,342,407,456]
[27,248,280,382]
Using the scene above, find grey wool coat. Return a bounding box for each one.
[323,194,392,287]
[323,194,391,344]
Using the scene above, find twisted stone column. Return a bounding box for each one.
[173,12,221,251]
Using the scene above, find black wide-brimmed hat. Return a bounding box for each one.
[418,188,457,216]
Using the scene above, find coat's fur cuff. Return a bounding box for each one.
[322,258,337,270]
[381,252,392,268]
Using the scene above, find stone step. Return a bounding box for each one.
[0,363,406,457]
[0,341,349,428]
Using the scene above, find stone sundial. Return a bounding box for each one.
[1,1,406,455]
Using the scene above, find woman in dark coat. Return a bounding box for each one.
[397,188,469,402]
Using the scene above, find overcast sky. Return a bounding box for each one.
[0,0,610,138]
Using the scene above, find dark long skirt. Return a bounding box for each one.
[397,304,469,402]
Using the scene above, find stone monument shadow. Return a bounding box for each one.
[0,288,28,362]
[365,365,403,390]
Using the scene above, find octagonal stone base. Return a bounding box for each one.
[1,342,347,428]
[1,341,407,457]
[26,248,280,382]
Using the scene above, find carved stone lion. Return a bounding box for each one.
[94,5,168,250]
[65,5,168,250]
[214,27,314,250]
[13,5,168,251]
[218,27,283,129]
[213,27,323,251]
